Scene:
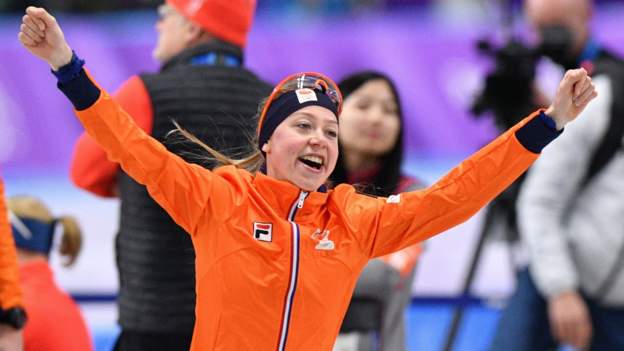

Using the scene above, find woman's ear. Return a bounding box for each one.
[261,142,271,154]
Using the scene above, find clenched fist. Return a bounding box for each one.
[18,6,73,71]
[546,68,597,130]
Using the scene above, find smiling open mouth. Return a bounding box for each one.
[299,155,323,170]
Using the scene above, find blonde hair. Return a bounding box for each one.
[7,196,82,267]
[168,98,269,173]
[171,121,264,172]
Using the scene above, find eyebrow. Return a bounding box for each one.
[358,95,397,106]
[293,111,338,124]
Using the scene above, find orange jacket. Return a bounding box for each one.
[0,178,23,311]
[74,76,542,350]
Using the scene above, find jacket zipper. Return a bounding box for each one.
[276,190,308,351]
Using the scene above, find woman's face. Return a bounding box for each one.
[339,79,401,159]
[262,105,339,192]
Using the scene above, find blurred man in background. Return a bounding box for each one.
[489,0,624,350]
[70,1,271,349]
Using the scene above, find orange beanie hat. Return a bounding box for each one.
[166,0,256,47]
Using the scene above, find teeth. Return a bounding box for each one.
[301,155,323,165]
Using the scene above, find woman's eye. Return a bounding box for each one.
[326,130,338,138]
[378,102,395,114]
[297,123,312,130]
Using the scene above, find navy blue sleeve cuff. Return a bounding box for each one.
[514,111,563,153]
[52,51,101,111]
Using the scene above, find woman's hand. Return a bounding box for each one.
[546,68,597,130]
[18,6,72,71]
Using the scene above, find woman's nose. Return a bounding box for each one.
[308,130,326,147]
[368,106,384,123]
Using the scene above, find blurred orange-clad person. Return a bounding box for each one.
[0,176,25,351]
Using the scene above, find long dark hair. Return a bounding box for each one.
[330,71,405,196]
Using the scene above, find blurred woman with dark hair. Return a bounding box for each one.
[332,71,423,351]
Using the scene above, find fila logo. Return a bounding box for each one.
[253,222,273,242]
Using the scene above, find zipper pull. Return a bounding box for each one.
[297,191,308,209]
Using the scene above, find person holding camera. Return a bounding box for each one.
[489,0,624,350]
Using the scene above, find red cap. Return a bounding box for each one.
[166,0,256,47]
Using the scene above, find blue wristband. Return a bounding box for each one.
[51,51,101,111]
[514,110,563,153]
[538,110,559,131]
[51,50,85,84]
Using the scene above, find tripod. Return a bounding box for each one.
[442,177,524,351]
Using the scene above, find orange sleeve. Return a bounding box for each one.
[377,176,425,276]
[348,111,542,258]
[70,75,153,197]
[74,71,245,236]
[0,178,22,310]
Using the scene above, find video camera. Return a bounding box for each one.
[470,38,542,131]
[471,25,575,130]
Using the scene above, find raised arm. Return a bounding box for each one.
[19,7,245,234]
[357,69,597,257]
